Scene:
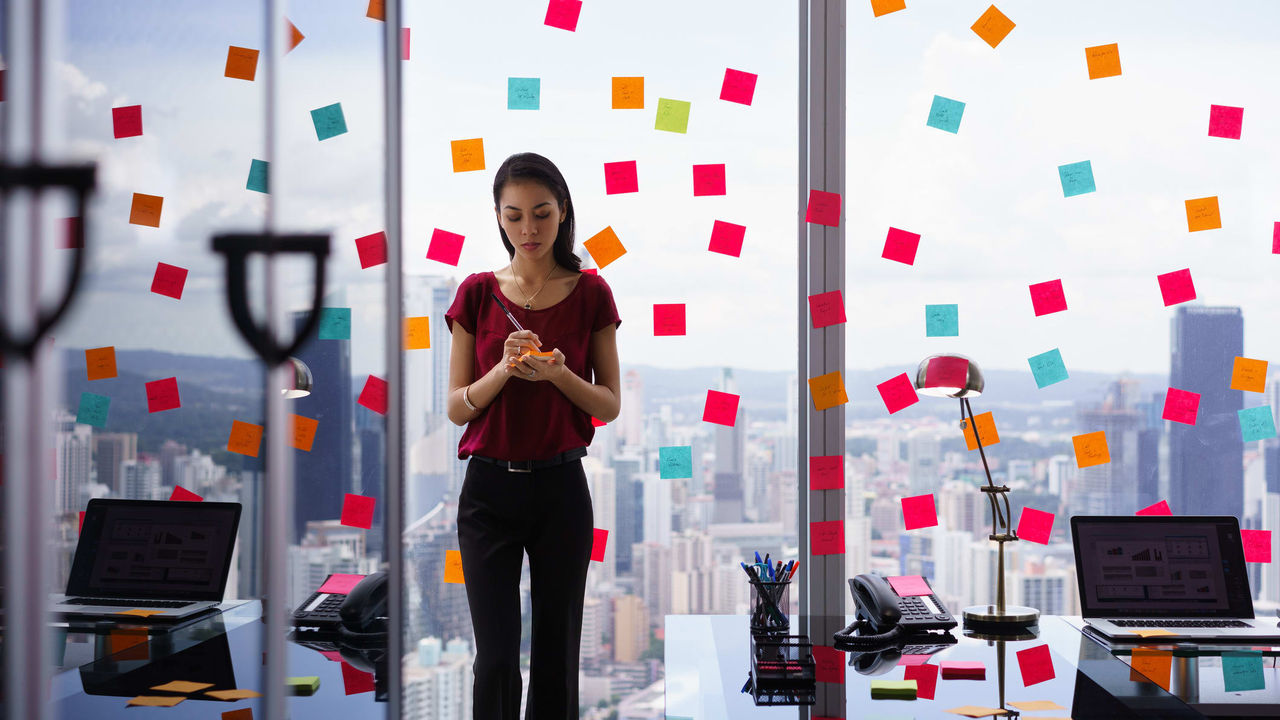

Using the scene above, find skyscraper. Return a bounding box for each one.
[92,432,136,496]
[713,368,745,523]
[1073,380,1142,515]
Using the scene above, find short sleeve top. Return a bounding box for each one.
[444,270,621,461]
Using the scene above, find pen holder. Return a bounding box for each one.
[750,580,791,634]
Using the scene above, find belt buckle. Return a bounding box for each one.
[507,460,533,473]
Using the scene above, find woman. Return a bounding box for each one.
[445,152,621,719]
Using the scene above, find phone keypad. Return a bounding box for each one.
[901,596,949,622]
[295,593,344,621]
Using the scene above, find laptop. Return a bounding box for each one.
[52,498,241,621]
[1071,515,1280,641]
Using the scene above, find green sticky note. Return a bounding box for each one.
[508,77,541,110]
[318,307,351,340]
[1239,406,1277,443]
[246,159,269,193]
[869,679,917,699]
[76,392,110,427]
[286,676,321,695]
[659,446,693,479]
[925,304,959,337]
[1028,348,1069,388]
[655,98,691,133]
[1222,651,1265,692]
[311,102,348,141]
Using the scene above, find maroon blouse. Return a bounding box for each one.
[445,270,621,461]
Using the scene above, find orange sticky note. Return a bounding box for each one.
[1072,431,1110,468]
[612,76,644,109]
[366,0,385,21]
[224,46,259,81]
[109,628,149,659]
[129,193,164,227]
[117,608,166,618]
[971,5,1015,48]
[286,19,304,52]
[85,346,117,381]
[1085,43,1121,79]
[962,411,1000,450]
[227,420,264,457]
[205,689,263,701]
[291,414,318,452]
[584,226,627,269]
[1134,629,1176,638]
[151,680,215,693]
[870,0,906,17]
[444,549,465,584]
[405,316,431,350]
[128,696,185,707]
[450,138,485,172]
[1130,648,1172,691]
[1185,196,1221,232]
[807,371,848,411]
[223,709,254,720]
[1231,357,1268,393]
[945,707,1008,718]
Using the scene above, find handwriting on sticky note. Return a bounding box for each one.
[927,95,965,134]
[1162,387,1201,425]
[130,192,164,228]
[358,375,389,415]
[450,137,485,172]
[246,158,269,193]
[427,228,465,266]
[807,291,846,329]
[811,520,844,555]
[584,226,626,269]
[145,377,181,413]
[289,413,318,452]
[904,662,939,699]
[810,455,843,491]
[702,389,740,426]
[355,232,388,269]
[708,219,746,257]
[1017,507,1054,544]
[1073,430,1110,468]
[655,97,691,133]
[1016,644,1055,686]
[1231,357,1268,393]
[902,493,938,530]
[808,371,848,412]
[151,262,187,299]
[404,316,430,350]
[1239,406,1277,443]
[888,575,932,597]
[971,5,1015,48]
[1185,196,1222,232]
[1137,500,1172,516]
[591,528,608,562]
[653,303,686,336]
[76,392,110,428]
[1242,529,1272,563]
[812,644,844,684]
[603,160,639,195]
[340,493,375,529]
[1130,649,1172,690]
[1209,104,1244,140]
[224,45,259,81]
[882,226,920,264]
[1085,43,1121,79]
[319,307,352,339]
[1058,160,1096,197]
[877,373,919,414]
[720,68,757,105]
[310,102,347,141]
[443,549,464,584]
[1028,348,1069,388]
[962,411,1000,451]
[805,189,841,226]
[659,446,693,479]
[692,163,727,196]
[1222,650,1265,692]
[1029,279,1067,316]
[507,77,540,110]
[112,105,143,138]
[612,76,644,109]
[925,303,959,336]
[318,573,365,595]
[227,420,263,457]
[1157,268,1196,306]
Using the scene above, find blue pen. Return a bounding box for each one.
[754,551,762,565]
[766,563,775,582]
[783,560,794,580]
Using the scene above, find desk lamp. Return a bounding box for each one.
[283,356,313,399]
[915,354,1038,632]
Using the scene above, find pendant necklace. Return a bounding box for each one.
[511,261,556,310]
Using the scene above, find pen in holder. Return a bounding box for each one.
[750,580,791,634]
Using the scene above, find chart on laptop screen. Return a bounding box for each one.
[85,505,234,595]
[1078,522,1229,611]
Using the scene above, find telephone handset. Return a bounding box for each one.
[832,574,956,647]
[292,572,388,646]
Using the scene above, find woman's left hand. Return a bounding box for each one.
[518,348,567,383]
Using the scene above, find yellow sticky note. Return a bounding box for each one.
[444,549,465,584]
[1185,196,1221,232]
[1085,43,1121,79]
[450,138,485,172]
[1009,700,1065,711]
[1134,629,1176,638]
[946,707,1008,718]
[117,608,166,618]
[129,193,164,227]
[971,5,1015,48]
[85,346,118,381]
[151,681,214,693]
[962,411,1000,451]
[291,414,318,452]
[808,371,848,411]
[128,696,185,707]
[1231,356,1268,393]
[224,46,260,81]
[1130,649,1172,691]
[205,689,264,701]
[583,226,627,269]
[1072,430,1110,468]
[612,77,644,109]
[227,420,264,457]
[405,316,431,350]
[870,0,906,17]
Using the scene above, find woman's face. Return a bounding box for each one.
[496,180,565,265]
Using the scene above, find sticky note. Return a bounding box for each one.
[1232,357,1268,392]
[653,304,685,336]
[405,316,430,350]
[882,227,920,265]
[427,228,465,266]
[1208,105,1244,140]
[117,608,165,617]
[544,0,582,31]
[1162,387,1200,425]
[112,105,142,138]
[60,216,84,249]
[319,307,352,339]
[151,681,214,693]
[877,373,919,414]
[810,455,843,491]
[926,95,965,134]
[591,416,606,427]
[945,707,1008,718]
[286,676,320,696]
[76,392,110,428]
[340,493,375,529]
[1010,700,1064,711]
[583,226,626,269]
[1058,160,1096,197]
[888,575,932,597]
[1017,507,1054,544]
[358,375,389,415]
[145,377,181,413]
[401,28,410,60]
[1274,222,1280,254]
[900,655,933,666]
[925,356,969,390]
[870,680,917,699]
[451,138,485,172]
[692,163,726,196]
[1085,43,1121,79]
[1157,268,1196,306]
[1242,529,1271,563]
[291,414,318,452]
[904,662,939,699]
[808,371,848,411]
[806,290,846,329]
[150,262,187,299]
[128,696,185,707]
[224,46,259,81]
[1222,650,1265,692]
[1129,649,1172,691]
[708,219,746,257]
[246,159,269,193]
[1133,629,1176,638]
[702,389,740,426]
[806,189,842,226]
[79,511,85,533]
[812,644,844,684]
[962,410,1000,450]
[1016,644,1055,686]
[507,77,540,110]
[941,661,986,679]
[1029,279,1067,316]
[1072,430,1110,468]
[811,520,844,555]
[604,160,639,194]
[169,485,202,502]
[205,688,263,701]
[310,102,347,141]
[287,19,305,52]
[612,76,643,109]
[130,193,163,227]
[444,549,465,584]
[655,98,691,133]
[871,0,906,17]
[925,304,958,337]
[1028,348,1069,388]
[318,573,365,594]
[227,420,263,457]
[1239,406,1277,442]
[659,446,693,479]
[720,68,758,105]
[355,231,388,269]
[1137,500,1173,516]
[901,493,938,530]
[1185,196,1221,232]
[591,528,608,562]
[109,628,149,658]
[972,5,1015,48]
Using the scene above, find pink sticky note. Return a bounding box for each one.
[901,493,938,530]
[882,227,921,265]
[708,220,746,257]
[720,68,758,105]
[591,416,606,427]
[543,0,582,31]
[1137,500,1173,516]
[319,650,344,662]
[653,303,686,336]
[1029,279,1068,316]
[358,375,389,415]
[1274,222,1280,254]
[898,654,933,666]
[355,231,388,269]
[591,528,608,562]
[1017,507,1055,544]
[341,661,376,694]
[112,105,143,138]
[169,485,203,502]
[1242,529,1272,563]
[151,262,188,300]
[1016,644,1055,686]
[1157,268,1196,306]
[904,663,939,699]
[692,163,726,196]
[426,228,465,266]
[812,645,844,684]
[1208,104,1243,139]
[145,377,181,413]
[78,511,85,533]
[924,356,969,390]
[810,455,843,491]
[340,493,375,529]
[1162,387,1201,425]
[877,373,919,414]
[318,573,366,595]
[808,290,846,329]
[581,268,598,275]
[811,519,844,555]
[941,661,986,680]
[805,189,841,226]
[888,575,932,597]
[401,28,410,60]
[702,389,740,426]
[603,160,639,194]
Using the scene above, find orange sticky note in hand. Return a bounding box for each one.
[584,226,627,269]
[1231,357,1268,393]
[962,411,1000,450]
[85,346,117,381]
[129,193,164,227]
[227,420,264,457]
[291,414,318,452]
[807,371,848,411]
[224,46,260,81]
[1072,430,1110,468]
[971,5,1015,48]
[1085,43,1122,79]
[450,138,485,172]
[405,316,431,350]
[612,77,644,109]
[1185,196,1221,232]
[444,549,464,584]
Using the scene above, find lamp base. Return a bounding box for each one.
[962,604,1039,634]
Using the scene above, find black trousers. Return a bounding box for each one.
[457,457,593,720]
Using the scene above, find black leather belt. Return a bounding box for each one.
[469,447,587,473]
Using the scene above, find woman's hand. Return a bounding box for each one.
[517,348,567,383]
[498,330,541,378]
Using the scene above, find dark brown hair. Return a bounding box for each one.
[492,152,581,271]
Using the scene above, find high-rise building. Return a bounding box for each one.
[55,411,93,514]
[613,454,643,575]
[1072,380,1142,515]
[613,594,649,663]
[619,370,645,448]
[92,432,136,496]
[641,474,671,547]
[120,457,162,501]
[713,368,745,523]
[907,430,940,494]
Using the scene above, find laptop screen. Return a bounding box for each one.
[1071,516,1254,619]
[67,499,241,601]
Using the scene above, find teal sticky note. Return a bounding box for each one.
[925,304,959,337]
[1059,160,1096,197]
[1028,348,1069,388]
[311,102,348,141]
[508,77,541,110]
[659,446,693,479]
[655,98,691,133]
[318,307,351,340]
[246,159,269,193]
[76,392,110,427]
[1222,651,1265,692]
[926,95,965,133]
[1239,406,1277,443]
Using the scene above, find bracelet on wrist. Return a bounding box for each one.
[462,384,478,412]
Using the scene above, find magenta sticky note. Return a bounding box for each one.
[940,661,985,680]
[1242,529,1272,563]
[653,303,686,336]
[1162,387,1201,425]
[888,575,932,597]
[358,375,389,415]
[702,389,740,426]
[426,228,465,266]
[708,220,746,257]
[355,231,388,269]
[591,528,608,562]
[808,290,846,329]
[151,262,188,299]
[319,650,344,662]
[401,28,410,60]
[341,661,375,694]
[810,455,843,490]
[877,373,919,414]
[720,68,758,105]
[112,105,143,138]
[692,163,726,196]
[805,189,841,226]
[924,356,969,389]
[145,377,181,413]
[1157,268,1196,306]
[1017,507,1054,544]
[810,520,844,555]
[904,663,939,699]
[1137,500,1173,516]
[340,493,376,529]
[812,645,844,684]
[169,485,203,502]
[543,0,582,31]
[1208,104,1243,139]
[603,160,639,194]
[1016,644,1055,686]
[1029,279,1067,316]
[898,654,933,667]
[318,573,366,595]
[1274,222,1280,254]
[882,227,921,265]
[901,493,938,530]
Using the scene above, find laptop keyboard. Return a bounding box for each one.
[1112,619,1250,628]
[65,598,194,609]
